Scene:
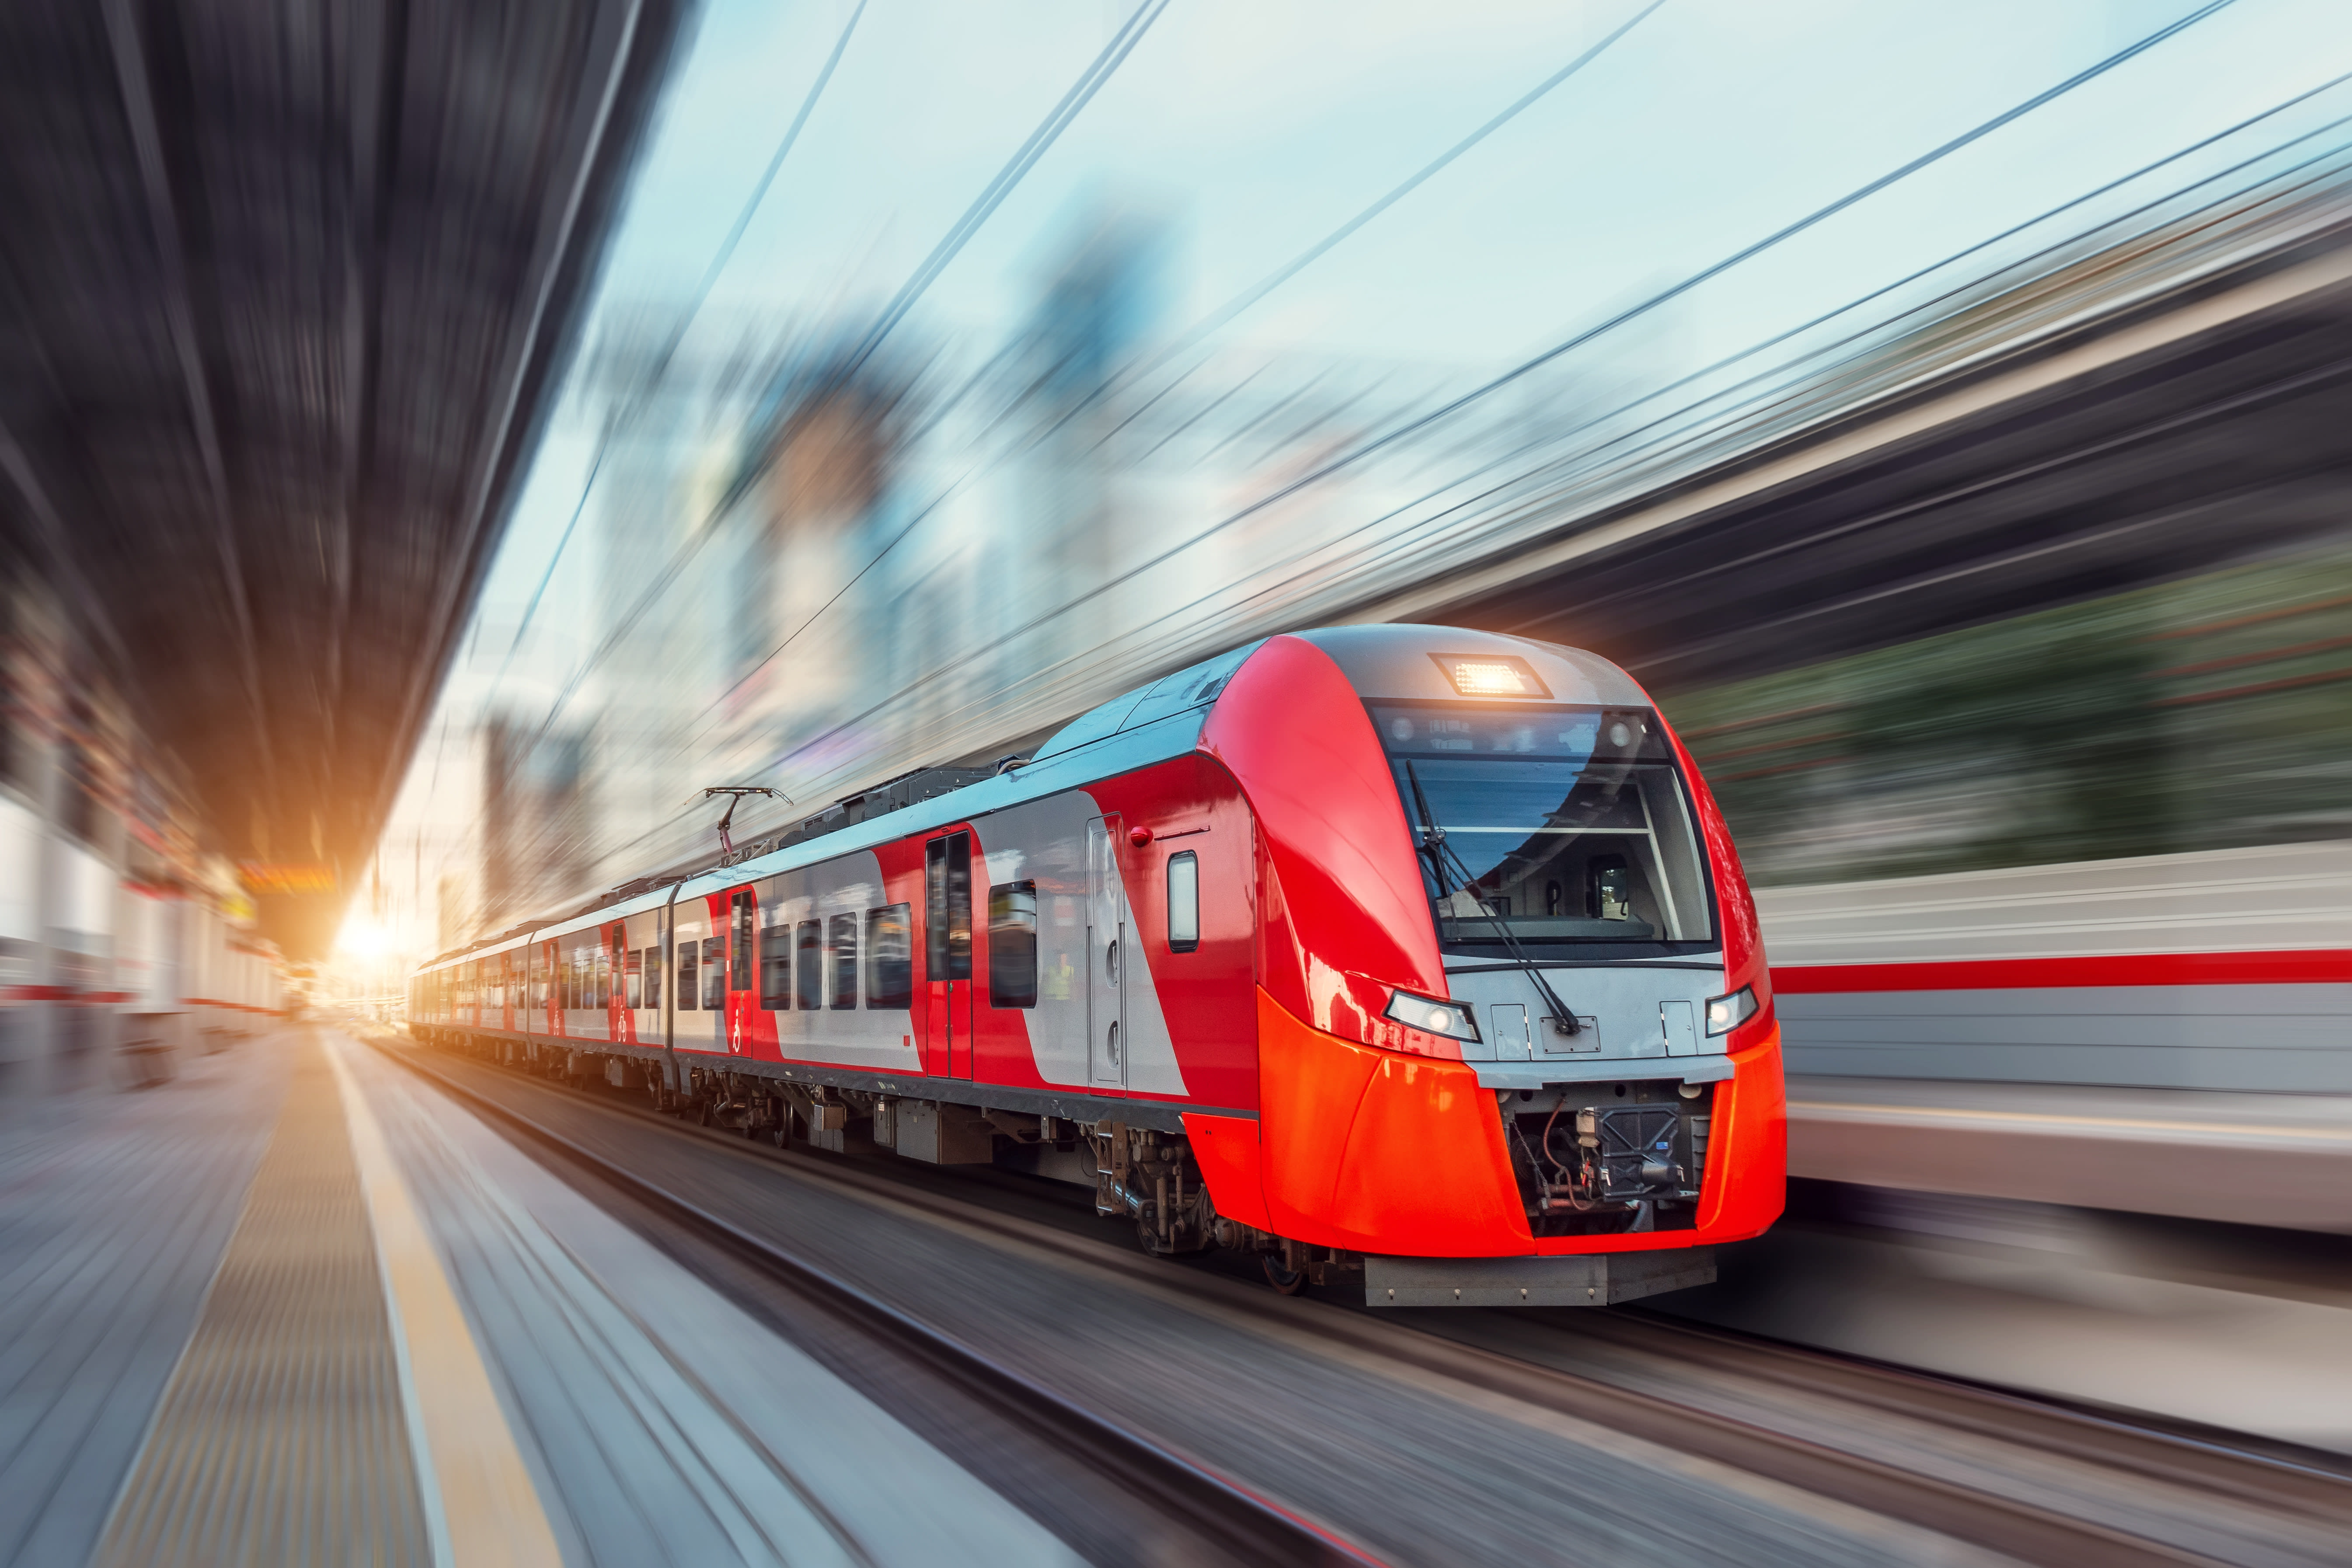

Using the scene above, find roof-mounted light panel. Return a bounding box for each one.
[1430,652,1550,699]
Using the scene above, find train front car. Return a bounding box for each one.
[1202,626,1784,1305]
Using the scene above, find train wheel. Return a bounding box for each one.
[1261,1255,1307,1295]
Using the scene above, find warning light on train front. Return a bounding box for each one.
[1430,652,1549,698]
[1452,661,1527,693]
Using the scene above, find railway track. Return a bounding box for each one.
[362,1034,1376,1568]
[370,1032,2352,1568]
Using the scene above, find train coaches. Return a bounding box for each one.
[411,626,1785,1305]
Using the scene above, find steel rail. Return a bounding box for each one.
[368,1036,1380,1568]
[388,1033,2345,1567]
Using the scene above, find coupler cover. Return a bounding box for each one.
[1365,1248,1715,1307]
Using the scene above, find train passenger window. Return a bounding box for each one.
[866,904,912,1008]
[1166,852,1199,953]
[760,923,791,1010]
[595,944,610,1010]
[677,942,699,1010]
[642,947,662,1011]
[731,893,754,992]
[624,948,641,1010]
[924,833,973,981]
[828,914,858,1009]
[795,921,821,1009]
[701,937,725,1009]
[988,882,1037,1007]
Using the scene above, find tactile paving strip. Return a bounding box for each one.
[94,1031,431,1568]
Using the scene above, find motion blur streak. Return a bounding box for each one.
[7,5,2352,1561]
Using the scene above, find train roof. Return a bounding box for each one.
[417,626,1648,971]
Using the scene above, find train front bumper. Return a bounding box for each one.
[1210,987,1784,1259]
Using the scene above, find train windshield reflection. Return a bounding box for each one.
[1373,704,1713,951]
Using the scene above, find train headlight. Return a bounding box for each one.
[1385,990,1480,1042]
[1704,985,1758,1036]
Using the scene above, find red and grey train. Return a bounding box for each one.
[411,626,1785,1304]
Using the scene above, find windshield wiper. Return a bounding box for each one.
[1405,762,1582,1038]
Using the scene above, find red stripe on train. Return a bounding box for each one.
[1771,949,2352,992]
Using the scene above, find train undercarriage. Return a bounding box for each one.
[415,1025,1713,1306]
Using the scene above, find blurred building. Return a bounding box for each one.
[478,716,593,931]
[0,574,278,1094]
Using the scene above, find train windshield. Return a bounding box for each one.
[1373,703,1713,953]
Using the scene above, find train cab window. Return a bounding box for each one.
[642,946,662,1011]
[1375,703,1712,954]
[1166,853,1199,953]
[760,923,791,1010]
[828,914,858,1009]
[987,882,1037,1007]
[795,921,821,1009]
[701,937,725,1009]
[924,833,973,981]
[866,904,912,1008]
[677,942,700,1010]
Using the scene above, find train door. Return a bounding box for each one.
[924,832,973,1078]
[608,923,629,1044]
[1086,816,1125,1094]
[726,889,754,1056]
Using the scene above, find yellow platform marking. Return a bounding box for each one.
[329,1040,565,1568]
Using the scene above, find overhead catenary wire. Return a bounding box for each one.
[484,1,871,704]
[1097,0,1667,414]
[728,0,2238,793]
[692,6,1664,742]
[498,0,2255,890]
[512,0,1174,767]
[638,19,2330,886]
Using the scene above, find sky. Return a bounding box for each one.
[333,0,2352,972]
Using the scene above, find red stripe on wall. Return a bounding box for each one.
[1772,949,2352,993]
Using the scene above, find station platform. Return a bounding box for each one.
[0,1025,1074,1568]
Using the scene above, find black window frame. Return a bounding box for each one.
[795,920,821,1010]
[759,921,792,1010]
[1166,850,1200,953]
[924,832,973,982]
[731,892,754,991]
[988,880,1038,1008]
[828,913,858,1010]
[701,936,725,1010]
[866,904,913,1008]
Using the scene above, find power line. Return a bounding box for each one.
[697,7,1660,728]
[1124,0,1665,396]
[730,0,2238,790]
[517,0,1174,760]
[833,0,1171,386]
[485,1,870,701]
